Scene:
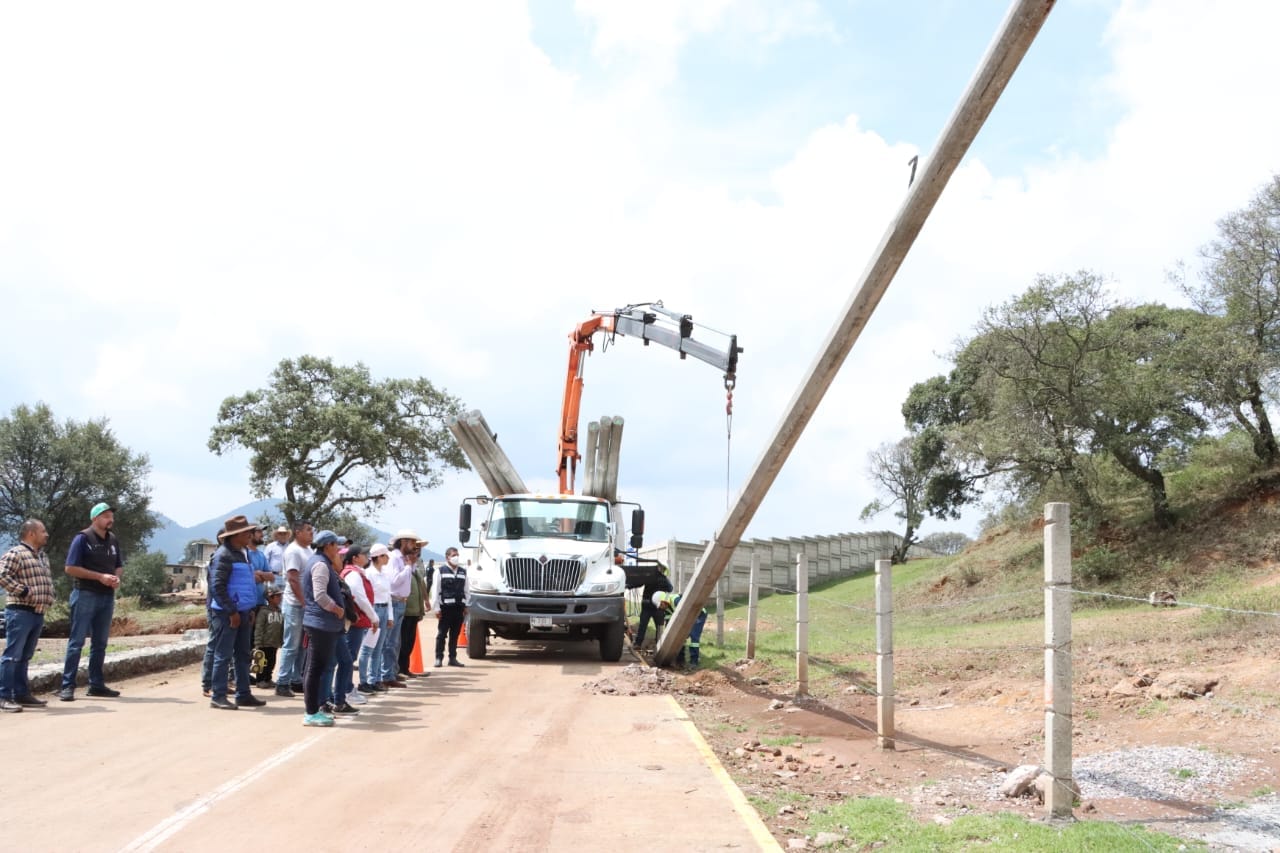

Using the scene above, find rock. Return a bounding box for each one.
[749,676,768,686]
[787,839,808,850]
[1032,772,1080,804]
[814,831,845,848]
[778,805,796,815]
[1109,678,1146,698]
[1000,764,1043,798]
[769,699,786,711]
[1081,801,1097,813]
[734,748,747,758]
[1150,671,1220,700]
[784,707,802,713]
[933,815,953,826]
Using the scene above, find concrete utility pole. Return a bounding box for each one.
[655,0,1057,665]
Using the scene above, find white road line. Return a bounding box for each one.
[117,735,320,853]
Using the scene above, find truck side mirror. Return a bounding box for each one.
[459,504,472,545]
[630,508,645,549]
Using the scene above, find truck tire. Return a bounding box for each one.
[599,618,624,662]
[468,617,488,659]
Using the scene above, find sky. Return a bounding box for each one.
[2,1,1279,552]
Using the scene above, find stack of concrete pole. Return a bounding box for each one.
[582,415,624,502]
[447,409,529,497]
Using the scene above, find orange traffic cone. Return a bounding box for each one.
[408,626,425,675]
[458,619,469,648]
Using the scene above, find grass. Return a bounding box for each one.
[807,797,1197,851]
[747,789,809,818]
[1171,768,1197,780]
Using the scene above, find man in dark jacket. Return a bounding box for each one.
[208,515,274,710]
[58,502,124,702]
[633,566,674,651]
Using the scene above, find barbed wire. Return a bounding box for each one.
[1066,588,1280,618]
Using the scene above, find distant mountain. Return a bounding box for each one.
[144,499,440,563]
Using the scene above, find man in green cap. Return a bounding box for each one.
[58,502,124,701]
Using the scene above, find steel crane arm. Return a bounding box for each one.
[556,303,741,494]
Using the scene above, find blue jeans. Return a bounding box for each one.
[381,599,407,682]
[359,604,388,686]
[60,587,116,691]
[209,608,254,701]
[321,627,357,706]
[276,603,304,686]
[2,607,45,700]
[676,610,709,666]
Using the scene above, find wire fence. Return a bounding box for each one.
[647,510,1280,828]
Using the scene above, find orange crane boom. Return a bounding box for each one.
[557,302,741,494]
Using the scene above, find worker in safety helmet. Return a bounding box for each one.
[652,590,708,667]
[633,566,673,651]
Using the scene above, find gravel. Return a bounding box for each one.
[1072,745,1253,801]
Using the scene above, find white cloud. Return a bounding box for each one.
[3,0,1279,550]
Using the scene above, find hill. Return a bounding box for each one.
[144,500,441,563]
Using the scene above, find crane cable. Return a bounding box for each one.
[724,376,735,509]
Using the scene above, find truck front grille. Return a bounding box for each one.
[503,557,584,593]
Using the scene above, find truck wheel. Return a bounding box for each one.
[599,618,624,662]
[468,617,488,659]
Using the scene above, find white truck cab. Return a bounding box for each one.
[459,493,651,661]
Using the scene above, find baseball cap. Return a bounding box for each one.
[313,530,348,548]
[90,502,114,520]
[368,543,390,558]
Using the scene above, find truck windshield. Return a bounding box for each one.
[487,499,610,542]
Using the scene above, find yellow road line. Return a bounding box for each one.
[665,695,783,852]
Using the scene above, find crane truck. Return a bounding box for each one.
[453,302,740,661]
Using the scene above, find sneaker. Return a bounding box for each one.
[333,702,360,715]
[210,697,238,710]
[236,695,266,708]
[87,685,121,698]
[386,680,408,688]
[0,699,22,713]
[303,712,334,727]
[447,660,465,668]
[274,685,295,698]
[372,683,389,692]
[357,683,377,695]
[256,679,276,689]
[321,702,335,714]
[348,691,368,705]
[290,682,304,693]
[57,687,75,702]
[14,695,47,707]
[202,687,212,698]
[434,658,443,668]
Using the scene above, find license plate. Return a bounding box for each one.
[529,615,553,628]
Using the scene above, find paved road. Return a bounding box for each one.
[0,634,777,852]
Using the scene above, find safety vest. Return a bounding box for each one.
[438,565,467,608]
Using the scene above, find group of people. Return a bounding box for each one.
[0,503,129,712]
[202,517,472,727]
[0,503,471,725]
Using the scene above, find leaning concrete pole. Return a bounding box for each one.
[655,0,1057,665]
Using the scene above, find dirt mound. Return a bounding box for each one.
[584,663,676,695]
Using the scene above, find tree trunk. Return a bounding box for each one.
[1245,377,1280,465]
[1110,449,1175,528]
[893,523,916,564]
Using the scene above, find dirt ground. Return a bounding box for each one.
[656,628,1280,849]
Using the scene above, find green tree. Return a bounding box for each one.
[0,403,158,596]
[917,531,972,556]
[906,274,1208,529]
[209,356,468,528]
[859,437,926,564]
[120,550,170,604]
[1178,174,1280,465]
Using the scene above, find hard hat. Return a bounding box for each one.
[651,590,666,608]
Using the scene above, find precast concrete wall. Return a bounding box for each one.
[639,528,902,601]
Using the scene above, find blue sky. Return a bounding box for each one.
[1,1,1278,549]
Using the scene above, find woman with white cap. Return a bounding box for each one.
[358,544,393,694]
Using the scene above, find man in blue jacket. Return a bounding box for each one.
[208,515,274,710]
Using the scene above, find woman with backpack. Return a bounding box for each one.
[300,530,350,727]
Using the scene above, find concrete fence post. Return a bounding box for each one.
[796,553,809,697]
[746,552,760,659]
[716,575,725,647]
[875,558,895,750]
[1044,502,1074,818]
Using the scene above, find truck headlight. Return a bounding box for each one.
[584,580,623,595]
[471,575,498,593]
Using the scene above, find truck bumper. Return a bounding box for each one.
[469,593,624,626]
